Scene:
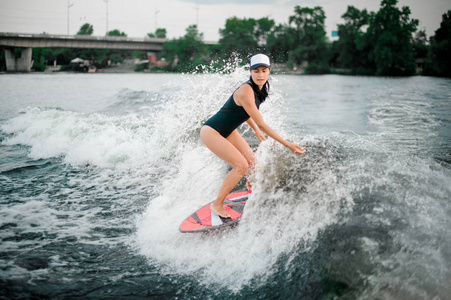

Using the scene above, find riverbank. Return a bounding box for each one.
[40,63,308,74]
[31,61,423,76]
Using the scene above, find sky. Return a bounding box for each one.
[0,0,450,42]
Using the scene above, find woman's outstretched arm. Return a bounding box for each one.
[236,85,305,155]
[246,118,266,142]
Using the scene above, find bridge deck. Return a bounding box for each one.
[0,32,166,51]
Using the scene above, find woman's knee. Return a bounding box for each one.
[246,150,256,167]
[234,158,249,175]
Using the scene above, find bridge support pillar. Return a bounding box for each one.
[4,47,33,72]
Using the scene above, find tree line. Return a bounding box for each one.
[1,0,450,77]
[161,0,450,77]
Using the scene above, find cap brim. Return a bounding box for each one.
[250,63,270,70]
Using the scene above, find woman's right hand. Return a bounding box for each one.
[255,130,266,142]
[287,142,306,155]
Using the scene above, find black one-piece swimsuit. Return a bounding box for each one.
[204,82,262,138]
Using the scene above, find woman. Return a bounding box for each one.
[200,53,305,219]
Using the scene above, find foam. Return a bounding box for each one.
[1,108,160,169]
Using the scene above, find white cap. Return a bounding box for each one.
[250,53,270,70]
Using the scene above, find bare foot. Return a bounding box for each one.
[210,202,231,218]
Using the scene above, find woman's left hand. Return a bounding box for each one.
[287,142,306,155]
[255,130,266,142]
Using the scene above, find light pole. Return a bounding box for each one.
[155,9,160,32]
[103,0,109,35]
[67,0,73,35]
[193,4,199,28]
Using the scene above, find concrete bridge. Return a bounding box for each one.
[0,32,167,72]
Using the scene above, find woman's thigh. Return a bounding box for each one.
[226,129,256,166]
[200,126,248,169]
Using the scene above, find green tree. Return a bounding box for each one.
[104,29,129,64]
[77,23,94,35]
[161,25,206,72]
[288,6,330,73]
[109,53,124,64]
[218,16,275,61]
[69,48,108,65]
[148,28,167,38]
[335,6,371,72]
[425,10,451,77]
[266,24,295,63]
[411,29,428,74]
[366,0,418,75]
[31,48,46,71]
[0,50,5,71]
[219,17,258,59]
[254,17,275,46]
[108,29,127,36]
[412,30,428,58]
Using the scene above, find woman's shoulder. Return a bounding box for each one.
[233,82,254,106]
[234,82,254,97]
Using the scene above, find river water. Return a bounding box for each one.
[1,68,450,299]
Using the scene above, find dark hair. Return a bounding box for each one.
[248,76,270,103]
